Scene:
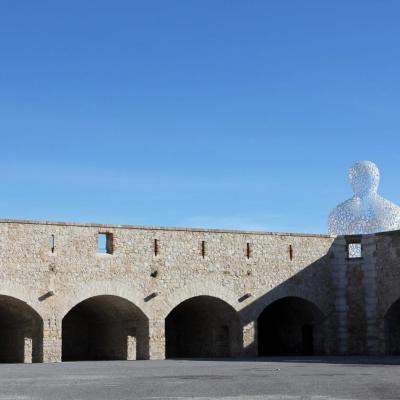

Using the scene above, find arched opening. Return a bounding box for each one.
[0,295,43,363]
[257,297,325,356]
[62,295,149,361]
[165,295,241,358]
[384,298,400,355]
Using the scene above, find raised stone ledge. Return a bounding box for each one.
[0,218,334,238]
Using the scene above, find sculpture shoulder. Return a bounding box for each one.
[374,196,400,214]
[373,197,400,227]
[329,198,357,219]
[328,198,356,235]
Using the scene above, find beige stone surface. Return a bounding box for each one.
[0,219,398,362]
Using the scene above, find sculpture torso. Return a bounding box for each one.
[328,161,400,235]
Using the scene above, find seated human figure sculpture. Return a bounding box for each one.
[328,160,400,235]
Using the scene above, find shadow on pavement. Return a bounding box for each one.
[166,356,400,366]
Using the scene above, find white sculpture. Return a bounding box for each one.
[328,161,400,235]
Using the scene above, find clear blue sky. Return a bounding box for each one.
[1,1,399,233]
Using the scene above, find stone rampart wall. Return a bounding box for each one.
[1,219,399,362]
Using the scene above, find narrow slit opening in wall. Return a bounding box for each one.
[98,233,113,254]
[50,235,55,253]
[201,241,206,258]
[289,245,293,261]
[348,242,362,258]
[246,243,251,259]
[154,239,159,256]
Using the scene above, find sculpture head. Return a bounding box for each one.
[349,160,380,197]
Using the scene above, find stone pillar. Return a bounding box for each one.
[331,237,348,354]
[148,319,165,360]
[127,328,137,360]
[362,235,379,354]
[43,317,62,363]
[242,320,257,357]
[24,336,33,364]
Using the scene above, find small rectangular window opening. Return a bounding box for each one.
[201,241,206,258]
[289,245,293,261]
[348,242,362,259]
[98,233,113,254]
[50,235,55,253]
[246,243,251,259]
[154,239,159,256]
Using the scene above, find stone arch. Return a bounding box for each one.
[384,297,400,355]
[62,294,149,361]
[61,282,149,361]
[257,296,326,356]
[245,286,329,323]
[382,292,400,318]
[59,280,148,320]
[0,294,44,363]
[165,295,242,358]
[0,282,45,318]
[160,280,240,320]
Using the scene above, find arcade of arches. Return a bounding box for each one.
[2,293,400,362]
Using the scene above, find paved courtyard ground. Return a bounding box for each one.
[0,357,399,400]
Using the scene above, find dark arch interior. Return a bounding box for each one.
[257,297,325,356]
[62,295,149,361]
[0,295,43,363]
[384,298,400,355]
[165,296,241,358]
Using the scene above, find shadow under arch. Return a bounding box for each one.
[384,297,400,355]
[58,280,148,321]
[0,294,43,363]
[165,295,242,358]
[62,295,149,361]
[160,280,240,320]
[257,296,326,356]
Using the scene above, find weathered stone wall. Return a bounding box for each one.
[1,219,399,362]
[327,230,400,356]
[374,231,400,354]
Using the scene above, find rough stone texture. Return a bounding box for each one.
[330,236,348,354]
[375,231,400,354]
[0,218,399,362]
